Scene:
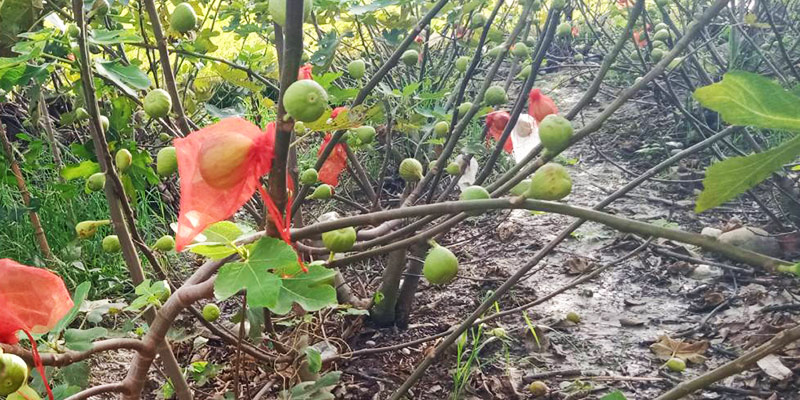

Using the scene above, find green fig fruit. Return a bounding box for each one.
[300,168,318,185]
[423,244,458,284]
[399,158,424,182]
[283,80,328,122]
[102,235,122,253]
[433,121,449,137]
[143,89,172,119]
[651,47,665,62]
[75,107,89,122]
[170,2,198,33]
[353,126,376,144]
[457,102,473,118]
[469,13,486,29]
[308,184,333,200]
[566,311,581,323]
[347,59,366,79]
[511,42,530,58]
[445,161,461,175]
[153,235,175,252]
[455,56,470,72]
[401,49,419,66]
[322,226,357,253]
[115,149,132,173]
[156,146,178,177]
[99,115,109,132]
[484,85,507,106]
[269,0,312,26]
[557,22,572,38]
[653,29,670,42]
[527,163,572,201]
[0,354,28,396]
[202,303,221,322]
[86,172,106,192]
[517,65,531,79]
[528,381,549,397]
[459,185,490,216]
[509,179,531,196]
[666,357,686,372]
[538,114,573,153]
[75,220,111,239]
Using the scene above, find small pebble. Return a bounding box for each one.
[365,340,376,346]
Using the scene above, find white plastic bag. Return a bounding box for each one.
[510,114,539,164]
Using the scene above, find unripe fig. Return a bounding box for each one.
[538,114,573,152]
[75,220,110,239]
[308,184,333,200]
[93,0,109,16]
[487,28,504,43]
[485,45,505,58]
[75,107,89,121]
[153,235,175,251]
[557,22,571,38]
[143,89,172,119]
[655,0,668,6]
[484,85,507,106]
[566,311,581,323]
[202,303,221,322]
[489,327,507,338]
[510,178,531,196]
[269,0,312,26]
[527,163,572,200]
[517,65,531,79]
[347,59,366,79]
[115,149,132,173]
[171,2,198,33]
[455,56,470,72]
[433,121,449,137]
[156,146,178,177]
[399,158,424,182]
[353,126,376,144]
[654,22,669,31]
[67,23,80,38]
[445,162,461,175]
[102,235,122,253]
[157,282,171,303]
[653,29,670,42]
[198,133,254,189]
[300,168,318,185]
[322,226,357,253]
[574,53,584,61]
[401,49,419,66]
[528,381,549,397]
[423,244,458,285]
[86,172,106,192]
[666,357,686,372]
[283,79,328,122]
[0,354,28,396]
[651,47,665,62]
[511,42,530,58]
[457,102,472,118]
[551,0,566,10]
[460,185,490,216]
[469,13,486,29]
[294,121,306,134]
[99,115,109,132]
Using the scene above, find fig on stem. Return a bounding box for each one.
[511,42,530,58]
[353,126,376,144]
[156,146,177,177]
[347,59,366,79]
[445,162,461,175]
[399,158,424,182]
[170,2,198,33]
[102,235,121,253]
[300,168,318,185]
[433,121,449,137]
[283,80,328,123]
[538,114,573,153]
[322,226,357,253]
[143,89,172,119]
[459,185,490,216]
[401,49,419,66]
[99,115,109,132]
[153,235,175,252]
[484,86,507,106]
[86,172,106,192]
[457,102,473,118]
[202,303,221,322]
[527,163,572,201]
[308,184,333,200]
[0,354,28,396]
[423,243,458,285]
[115,149,132,173]
[75,220,110,239]
[197,132,255,189]
[455,56,470,72]
[269,0,312,26]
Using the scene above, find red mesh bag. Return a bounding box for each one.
[317,106,349,186]
[633,30,647,48]
[0,258,73,400]
[174,118,275,250]
[298,64,313,80]
[528,88,558,123]
[486,111,512,153]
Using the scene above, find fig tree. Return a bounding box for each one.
[156,146,178,177]
[399,158,424,182]
[322,226,357,253]
[283,79,328,122]
[538,114,573,152]
[170,2,197,33]
[423,243,458,284]
[143,89,172,119]
[527,163,572,200]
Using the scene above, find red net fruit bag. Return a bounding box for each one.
[317,106,349,187]
[528,88,558,123]
[174,118,275,250]
[486,110,513,153]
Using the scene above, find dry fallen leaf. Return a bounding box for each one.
[757,354,793,380]
[565,258,593,275]
[650,335,709,364]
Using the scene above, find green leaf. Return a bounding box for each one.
[189,244,237,260]
[8,385,41,400]
[95,60,151,97]
[214,237,297,308]
[60,161,99,180]
[600,391,627,400]
[304,347,322,374]
[694,71,800,132]
[89,29,143,45]
[271,263,337,315]
[64,327,108,351]
[350,0,400,15]
[52,281,91,335]
[202,221,244,243]
[280,371,341,400]
[696,134,800,212]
